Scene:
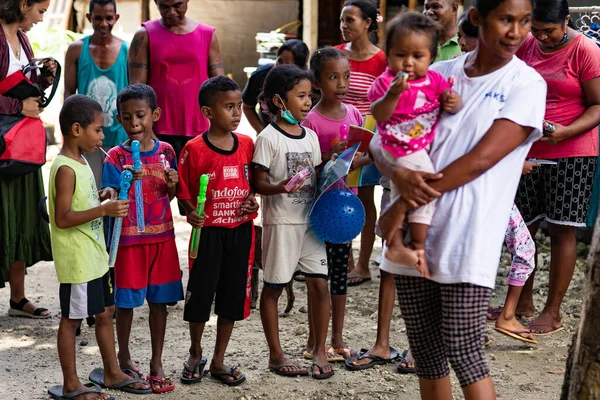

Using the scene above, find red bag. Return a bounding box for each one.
[0,115,46,179]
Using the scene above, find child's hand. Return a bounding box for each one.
[102,200,129,217]
[187,212,207,229]
[165,168,178,187]
[333,140,348,154]
[522,161,538,175]
[388,73,410,96]
[350,153,372,171]
[441,89,462,113]
[98,187,117,201]
[240,194,259,215]
[123,165,143,181]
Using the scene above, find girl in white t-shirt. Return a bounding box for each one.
[371,0,547,398]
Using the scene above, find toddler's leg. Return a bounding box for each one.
[408,223,431,279]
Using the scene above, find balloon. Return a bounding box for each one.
[309,189,365,244]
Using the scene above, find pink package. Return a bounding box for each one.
[285,169,310,192]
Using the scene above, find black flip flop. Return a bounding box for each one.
[180,356,207,384]
[345,346,400,371]
[210,366,246,386]
[89,367,152,394]
[347,276,372,287]
[48,382,114,400]
[396,349,416,374]
[269,363,310,377]
[311,363,335,380]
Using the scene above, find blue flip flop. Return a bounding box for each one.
[89,367,151,394]
[48,382,114,400]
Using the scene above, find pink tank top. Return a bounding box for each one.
[144,20,215,137]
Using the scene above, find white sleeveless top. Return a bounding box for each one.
[7,40,28,75]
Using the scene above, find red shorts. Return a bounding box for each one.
[113,240,184,308]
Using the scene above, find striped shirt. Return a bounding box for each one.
[335,44,388,116]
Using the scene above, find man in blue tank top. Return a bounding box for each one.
[64,0,128,188]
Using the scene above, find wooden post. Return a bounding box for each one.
[409,0,418,11]
[561,211,600,399]
[378,0,387,49]
[140,0,151,22]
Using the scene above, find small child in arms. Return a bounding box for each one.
[369,12,462,276]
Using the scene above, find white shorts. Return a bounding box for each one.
[383,147,437,225]
[262,224,328,286]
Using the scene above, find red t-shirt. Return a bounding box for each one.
[334,43,388,116]
[517,34,600,159]
[177,132,257,228]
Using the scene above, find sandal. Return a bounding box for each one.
[326,346,345,362]
[332,345,355,360]
[486,306,503,322]
[147,375,175,393]
[311,363,334,380]
[396,349,415,374]
[210,366,246,386]
[48,382,114,400]
[180,355,207,384]
[345,347,400,372]
[8,298,50,319]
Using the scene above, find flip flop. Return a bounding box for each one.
[147,375,175,393]
[303,351,313,360]
[494,327,538,344]
[311,363,334,380]
[332,345,356,360]
[48,383,114,400]
[345,347,399,371]
[8,298,50,319]
[486,306,503,321]
[529,323,564,336]
[396,349,416,374]
[347,276,372,287]
[122,367,145,380]
[180,356,207,384]
[484,334,493,347]
[88,367,152,394]
[326,346,346,362]
[269,363,309,377]
[210,366,246,386]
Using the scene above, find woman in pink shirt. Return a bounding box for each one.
[515,0,600,335]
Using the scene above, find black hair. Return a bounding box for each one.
[59,95,104,136]
[474,0,533,19]
[198,75,240,107]
[0,0,46,24]
[277,39,310,70]
[89,0,117,13]
[343,0,379,32]
[385,12,440,61]
[117,84,158,112]
[309,47,347,82]
[532,0,570,24]
[260,64,312,115]
[458,8,478,38]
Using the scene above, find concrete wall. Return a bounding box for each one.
[150,0,300,86]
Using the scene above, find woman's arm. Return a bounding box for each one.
[542,77,600,143]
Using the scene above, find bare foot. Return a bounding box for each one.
[269,354,309,375]
[384,230,418,266]
[210,362,245,384]
[182,352,204,380]
[148,363,173,391]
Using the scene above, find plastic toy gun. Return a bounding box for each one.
[108,170,133,268]
[131,140,145,233]
[189,174,209,259]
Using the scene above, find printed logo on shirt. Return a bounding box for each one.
[285,152,316,199]
[484,91,506,103]
[211,186,249,201]
[223,166,239,180]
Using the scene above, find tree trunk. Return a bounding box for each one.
[561,214,600,399]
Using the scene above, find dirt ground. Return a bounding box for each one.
[0,151,589,400]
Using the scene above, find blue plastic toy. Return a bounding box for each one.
[309,189,365,244]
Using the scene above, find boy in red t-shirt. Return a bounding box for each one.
[177,76,259,386]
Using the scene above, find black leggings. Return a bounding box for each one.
[395,275,492,387]
[325,242,351,295]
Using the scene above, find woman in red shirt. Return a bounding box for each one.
[335,0,387,287]
[515,0,600,335]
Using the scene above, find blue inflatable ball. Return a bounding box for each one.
[310,189,366,244]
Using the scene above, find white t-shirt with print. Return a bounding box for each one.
[382,54,547,289]
[252,123,322,225]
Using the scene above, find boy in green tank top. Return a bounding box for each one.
[47,95,151,399]
[64,0,129,189]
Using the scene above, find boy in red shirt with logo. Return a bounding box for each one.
[177,76,259,386]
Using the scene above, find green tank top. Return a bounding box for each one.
[49,156,109,284]
[77,36,129,147]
